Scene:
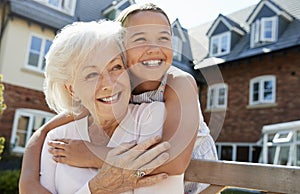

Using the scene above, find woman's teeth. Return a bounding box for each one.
[100,93,118,102]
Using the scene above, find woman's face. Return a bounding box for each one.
[124,11,173,83]
[71,44,131,123]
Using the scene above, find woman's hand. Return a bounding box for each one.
[89,136,170,193]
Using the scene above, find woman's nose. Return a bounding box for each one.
[99,72,114,91]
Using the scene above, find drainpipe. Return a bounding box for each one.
[0,0,10,53]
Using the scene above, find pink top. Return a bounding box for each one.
[40,102,184,194]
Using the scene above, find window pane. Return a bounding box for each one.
[212,38,218,54]
[236,146,249,162]
[267,146,276,164]
[16,116,30,148]
[48,0,60,7]
[297,131,300,141]
[297,145,300,166]
[221,146,232,160]
[28,53,39,67]
[252,146,262,163]
[31,36,42,51]
[218,88,225,106]
[221,35,228,53]
[263,80,273,100]
[209,88,214,107]
[253,82,259,101]
[263,20,273,39]
[268,133,276,143]
[278,146,289,165]
[42,40,52,70]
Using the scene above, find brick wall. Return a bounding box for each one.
[0,83,53,141]
[199,47,300,142]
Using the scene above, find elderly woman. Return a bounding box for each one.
[40,20,179,194]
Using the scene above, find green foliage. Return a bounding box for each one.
[0,74,6,116]
[0,169,20,194]
[0,137,4,160]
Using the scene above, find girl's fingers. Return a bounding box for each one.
[107,140,137,157]
[48,140,67,149]
[48,147,66,157]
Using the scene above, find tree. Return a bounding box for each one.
[0,74,6,160]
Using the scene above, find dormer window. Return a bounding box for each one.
[250,16,278,47]
[210,32,231,57]
[172,36,183,61]
[35,0,76,15]
[103,0,131,20]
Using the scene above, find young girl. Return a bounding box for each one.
[19,3,216,193]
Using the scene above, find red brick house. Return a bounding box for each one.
[190,0,300,165]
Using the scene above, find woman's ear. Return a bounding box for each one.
[65,84,80,101]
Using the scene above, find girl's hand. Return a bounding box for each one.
[48,139,107,168]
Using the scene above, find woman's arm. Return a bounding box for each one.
[152,73,199,175]
[19,113,76,194]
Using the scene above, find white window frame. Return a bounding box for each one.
[250,16,278,47]
[262,121,300,166]
[216,142,261,162]
[26,34,52,73]
[172,36,183,61]
[209,31,231,57]
[207,83,228,110]
[34,0,77,15]
[10,109,54,154]
[249,75,276,105]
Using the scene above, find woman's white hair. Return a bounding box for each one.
[44,20,125,115]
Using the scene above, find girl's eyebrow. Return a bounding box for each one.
[129,32,145,39]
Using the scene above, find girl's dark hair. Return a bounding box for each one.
[115,3,171,27]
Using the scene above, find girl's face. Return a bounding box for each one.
[124,11,173,83]
[70,44,131,124]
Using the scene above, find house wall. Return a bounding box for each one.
[0,83,52,143]
[0,17,55,91]
[200,47,300,143]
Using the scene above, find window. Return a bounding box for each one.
[210,32,230,56]
[250,16,278,47]
[262,121,300,166]
[26,35,52,73]
[172,36,183,61]
[35,0,76,15]
[207,83,228,110]
[249,75,276,105]
[216,143,261,162]
[10,109,54,153]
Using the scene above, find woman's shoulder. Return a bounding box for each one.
[47,117,88,138]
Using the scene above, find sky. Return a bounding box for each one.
[135,0,260,29]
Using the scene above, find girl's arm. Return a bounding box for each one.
[152,73,199,175]
[19,113,77,194]
[47,73,199,175]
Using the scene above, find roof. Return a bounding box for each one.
[9,0,114,29]
[189,0,300,69]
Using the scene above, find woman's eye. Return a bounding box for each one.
[85,72,99,80]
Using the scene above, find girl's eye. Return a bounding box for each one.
[134,37,146,42]
[111,64,123,71]
[85,72,99,80]
[160,36,170,41]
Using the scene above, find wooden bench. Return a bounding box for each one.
[185,159,300,194]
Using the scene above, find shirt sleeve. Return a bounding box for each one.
[74,182,91,194]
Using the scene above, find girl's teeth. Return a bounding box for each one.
[142,60,161,66]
